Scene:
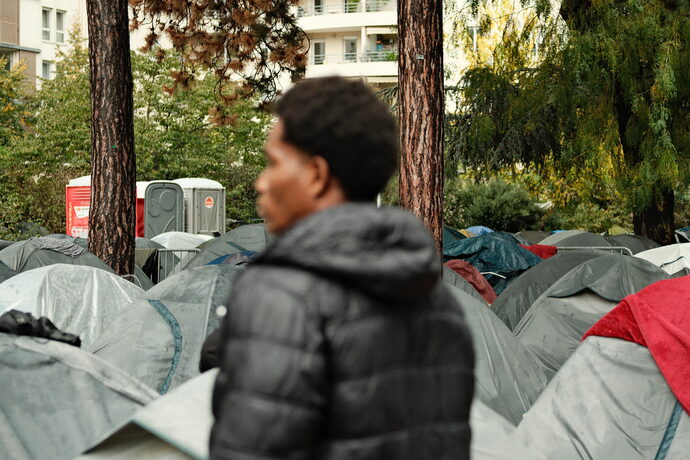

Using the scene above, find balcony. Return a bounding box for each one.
[297,1,396,32]
[306,50,398,79]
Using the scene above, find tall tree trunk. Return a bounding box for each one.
[633,189,675,245]
[86,0,136,275]
[397,0,445,254]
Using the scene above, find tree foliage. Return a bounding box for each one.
[0,57,30,147]
[0,27,271,239]
[130,0,307,111]
[447,0,690,242]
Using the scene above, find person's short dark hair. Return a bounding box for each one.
[275,77,398,202]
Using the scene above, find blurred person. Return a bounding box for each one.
[207,76,474,460]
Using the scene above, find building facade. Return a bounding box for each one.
[297,0,398,87]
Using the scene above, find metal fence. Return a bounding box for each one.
[298,0,395,16]
[157,249,201,282]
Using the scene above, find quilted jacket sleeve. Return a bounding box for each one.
[209,269,328,460]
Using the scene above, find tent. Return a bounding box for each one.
[467,225,494,235]
[443,235,542,294]
[444,260,496,304]
[443,225,466,247]
[0,260,17,284]
[151,232,213,249]
[89,265,243,394]
[540,229,611,248]
[0,333,156,460]
[636,243,690,277]
[513,254,667,379]
[449,286,548,425]
[79,369,217,460]
[47,233,89,248]
[0,264,144,348]
[511,337,688,459]
[442,266,487,304]
[515,230,551,245]
[181,224,273,271]
[0,236,113,272]
[491,250,609,330]
[605,234,660,254]
[0,239,14,251]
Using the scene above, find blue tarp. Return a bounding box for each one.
[467,225,494,236]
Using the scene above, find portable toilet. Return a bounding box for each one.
[144,181,185,239]
[65,176,149,238]
[172,178,226,236]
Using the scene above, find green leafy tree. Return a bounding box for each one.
[0,57,28,147]
[448,0,690,244]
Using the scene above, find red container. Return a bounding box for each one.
[66,177,145,238]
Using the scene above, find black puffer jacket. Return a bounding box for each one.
[210,204,474,460]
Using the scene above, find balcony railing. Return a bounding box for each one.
[312,50,398,65]
[298,0,395,17]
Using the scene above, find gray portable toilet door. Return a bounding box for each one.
[144,182,185,239]
[194,188,225,236]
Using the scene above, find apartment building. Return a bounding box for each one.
[297,0,398,87]
[0,0,89,86]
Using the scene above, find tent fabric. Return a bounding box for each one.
[0,260,17,283]
[511,337,688,460]
[467,225,494,235]
[0,333,156,460]
[449,286,548,425]
[636,243,690,277]
[491,250,609,330]
[606,234,660,254]
[89,265,243,394]
[442,266,488,304]
[80,369,218,460]
[0,237,113,272]
[460,229,476,238]
[444,260,497,304]
[0,264,144,348]
[518,244,557,259]
[542,230,611,248]
[0,239,14,251]
[151,232,212,250]
[515,231,551,245]
[443,225,466,246]
[443,235,542,294]
[513,255,668,378]
[136,237,165,249]
[181,224,273,271]
[46,234,89,249]
[539,229,586,246]
[583,276,690,414]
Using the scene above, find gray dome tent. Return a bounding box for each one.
[181,223,272,271]
[0,264,144,348]
[442,266,487,304]
[540,230,611,248]
[491,250,609,330]
[515,230,552,245]
[513,254,668,379]
[605,234,660,254]
[511,336,688,460]
[0,333,156,460]
[449,286,548,425]
[89,265,243,394]
[79,369,217,460]
[0,236,112,272]
[0,260,17,284]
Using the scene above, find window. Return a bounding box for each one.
[344,0,359,13]
[343,38,357,62]
[42,61,53,80]
[0,52,11,71]
[42,8,51,41]
[313,41,325,65]
[313,0,323,15]
[56,11,65,43]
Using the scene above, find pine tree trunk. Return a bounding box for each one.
[86,0,136,275]
[633,189,675,245]
[397,0,445,254]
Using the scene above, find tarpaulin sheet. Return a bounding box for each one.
[448,286,548,425]
[0,264,143,348]
[443,235,542,294]
[513,255,667,378]
[491,250,608,330]
[511,337,688,460]
[89,265,243,394]
[80,369,218,460]
[0,334,156,460]
[182,224,273,271]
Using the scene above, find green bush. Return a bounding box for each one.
[444,178,544,232]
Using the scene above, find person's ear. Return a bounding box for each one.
[308,155,332,198]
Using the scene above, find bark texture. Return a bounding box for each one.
[86,0,136,275]
[397,0,445,254]
[633,189,675,246]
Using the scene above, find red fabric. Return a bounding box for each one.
[444,259,497,304]
[583,276,690,414]
[519,244,557,259]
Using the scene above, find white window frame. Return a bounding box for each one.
[42,8,52,42]
[343,37,358,62]
[312,40,326,65]
[313,0,324,15]
[41,60,53,80]
[56,10,66,43]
